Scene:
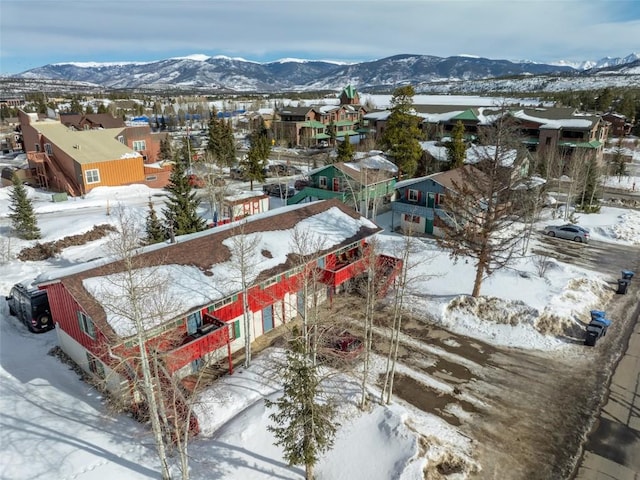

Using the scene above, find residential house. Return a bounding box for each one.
[221,190,270,222]
[391,165,489,236]
[287,153,397,217]
[60,113,166,164]
[59,113,126,130]
[36,199,402,415]
[364,105,610,168]
[602,112,634,138]
[18,110,171,195]
[272,85,368,147]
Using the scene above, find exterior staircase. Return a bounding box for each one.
[27,151,81,197]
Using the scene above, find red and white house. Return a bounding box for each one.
[37,199,402,410]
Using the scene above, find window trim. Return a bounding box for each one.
[408,189,419,202]
[132,140,147,151]
[85,169,100,184]
[86,352,105,378]
[44,143,53,155]
[78,311,96,339]
[319,176,327,189]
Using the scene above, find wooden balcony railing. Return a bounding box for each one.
[163,315,230,373]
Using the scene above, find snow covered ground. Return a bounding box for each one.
[0,179,639,479]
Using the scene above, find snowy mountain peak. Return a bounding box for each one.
[172,54,211,62]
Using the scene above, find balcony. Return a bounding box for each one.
[164,314,230,373]
[319,255,368,287]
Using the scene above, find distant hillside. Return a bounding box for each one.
[5,53,640,94]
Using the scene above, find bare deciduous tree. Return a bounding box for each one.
[227,222,262,368]
[436,113,529,297]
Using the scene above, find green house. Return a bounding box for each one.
[287,155,397,217]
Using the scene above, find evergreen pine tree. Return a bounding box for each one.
[377,85,423,177]
[241,120,270,189]
[8,173,41,240]
[206,109,237,167]
[447,120,467,169]
[162,139,206,236]
[336,135,354,163]
[265,339,337,480]
[159,137,172,161]
[610,138,628,180]
[145,199,166,245]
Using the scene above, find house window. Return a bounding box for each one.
[408,189,419,202]
[231,320,241,340]
[85,169,100,184]
[436,194,444,206]
[133,140,146,151]
[186,311,202,335]
[211,295,235,312]
[261,277,277,289]
[34,144,40,152]
[319,176,327,189]
[403,214,420,223]
[78,311,96,339]
[145,175,157,181]
[118,135,125,144]
[86,352,105,378]
[44,143,53,155]
[317,256,326,269]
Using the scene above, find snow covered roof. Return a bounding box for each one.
[420,141,448,162]
[465,145,519,167]
[41,200,380,338]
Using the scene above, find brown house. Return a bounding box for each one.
[272,85,368,147]
[18,110,171,196]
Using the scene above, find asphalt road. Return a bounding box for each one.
[572,286,640,480]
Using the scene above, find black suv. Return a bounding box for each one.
[5,283,54,333]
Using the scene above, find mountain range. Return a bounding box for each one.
[7,53,640,94]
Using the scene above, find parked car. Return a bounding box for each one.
[5,283,54,333]
[188,174,225,188]
[294,178,311,190]
[229,168,248,181]
[268,164,303,177]
[263,183,295,198]
[543,224,590,243]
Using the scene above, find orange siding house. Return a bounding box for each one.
[18,110,171,195]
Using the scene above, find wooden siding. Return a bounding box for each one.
[81,157,145,193]
[143,165,172,189]
[44,283,104,357]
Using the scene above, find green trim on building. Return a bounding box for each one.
[301,120,326,128]
[335,129,359,137]
[452,109,479,121]
[313,133,331,139]
[342,85,358,99]
[576,140,603,149]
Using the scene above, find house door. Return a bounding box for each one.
[427,192,435,208]
[426,218,434,235]
[186,311,202,335]
[333,178,340,191]
[263,305,274,333]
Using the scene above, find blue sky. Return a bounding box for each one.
[1,0,639,74]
